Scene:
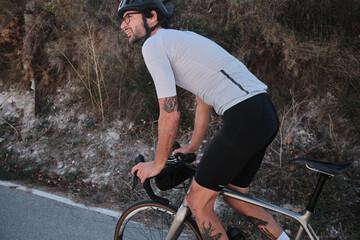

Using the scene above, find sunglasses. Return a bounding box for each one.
[122,12,142,24]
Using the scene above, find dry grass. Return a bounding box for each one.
[1,0,359,238]
[0,1,26,88]
[2,0,357,127]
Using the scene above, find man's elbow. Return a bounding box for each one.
[169,111,180,125]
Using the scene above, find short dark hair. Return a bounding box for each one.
[143,8,171,29]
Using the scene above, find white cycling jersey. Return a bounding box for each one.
[142,29,267,115]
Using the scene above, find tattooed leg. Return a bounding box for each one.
[186,180,228,239]
[200,221,223,240]
[247,216,277,240]
[224,185,284,239]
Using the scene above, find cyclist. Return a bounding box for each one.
[119,0,290,239]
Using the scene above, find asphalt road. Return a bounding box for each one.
[0,181,121,240]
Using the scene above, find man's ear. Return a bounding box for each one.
[147,10,158,27]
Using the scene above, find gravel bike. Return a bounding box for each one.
[114,142,354,240]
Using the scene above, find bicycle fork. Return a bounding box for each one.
[166,198,193,240]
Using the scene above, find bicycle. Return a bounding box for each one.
[114,142,354,240]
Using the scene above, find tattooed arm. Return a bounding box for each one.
[155,95,181,164]
[132,96,180,183]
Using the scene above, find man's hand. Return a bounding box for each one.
[173,144,196,155]
[131,161,163,183]
[173,97,211,156]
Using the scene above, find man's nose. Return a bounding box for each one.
[120,20,127,29]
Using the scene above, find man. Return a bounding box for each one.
[119,0,290,239]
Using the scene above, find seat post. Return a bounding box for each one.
[306,173,330,212]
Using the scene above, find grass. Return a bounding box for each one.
[0,0,359,238]
[0,145,38,181]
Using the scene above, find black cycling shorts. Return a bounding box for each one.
[195,93,279,192]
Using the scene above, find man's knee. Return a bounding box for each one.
[186,181,219,214]
[186,189,213,210]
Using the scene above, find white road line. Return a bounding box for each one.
[0,180,121,218]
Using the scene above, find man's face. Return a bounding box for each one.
[121,11,146,44]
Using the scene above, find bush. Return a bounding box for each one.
[0,0,26,88]
[1,0,359,130]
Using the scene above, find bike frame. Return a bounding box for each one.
[221,188,318,240]
[166,198,194,240]
[166,178,323,240]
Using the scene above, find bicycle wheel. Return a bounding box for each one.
[115,200,201,240]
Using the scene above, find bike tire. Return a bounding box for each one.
[114,200,201,240]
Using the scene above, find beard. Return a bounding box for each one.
[128,25,146,44]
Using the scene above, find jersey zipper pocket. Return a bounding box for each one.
[221,69,249,94]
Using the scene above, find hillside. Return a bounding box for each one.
[1,0,359,239]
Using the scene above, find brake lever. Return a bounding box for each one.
[132,154,145,190]
[132,174,138,190]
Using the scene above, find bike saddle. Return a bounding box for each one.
[291,158,354,176]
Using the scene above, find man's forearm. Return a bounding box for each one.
[155,112,180,164]
[189,97,212,152]
[154,96,180,167]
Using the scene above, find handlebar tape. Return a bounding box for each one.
[143,179,170,205]
[135,154,144,164]
[132,154,144,190]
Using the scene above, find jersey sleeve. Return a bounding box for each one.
[142,36,177,99]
